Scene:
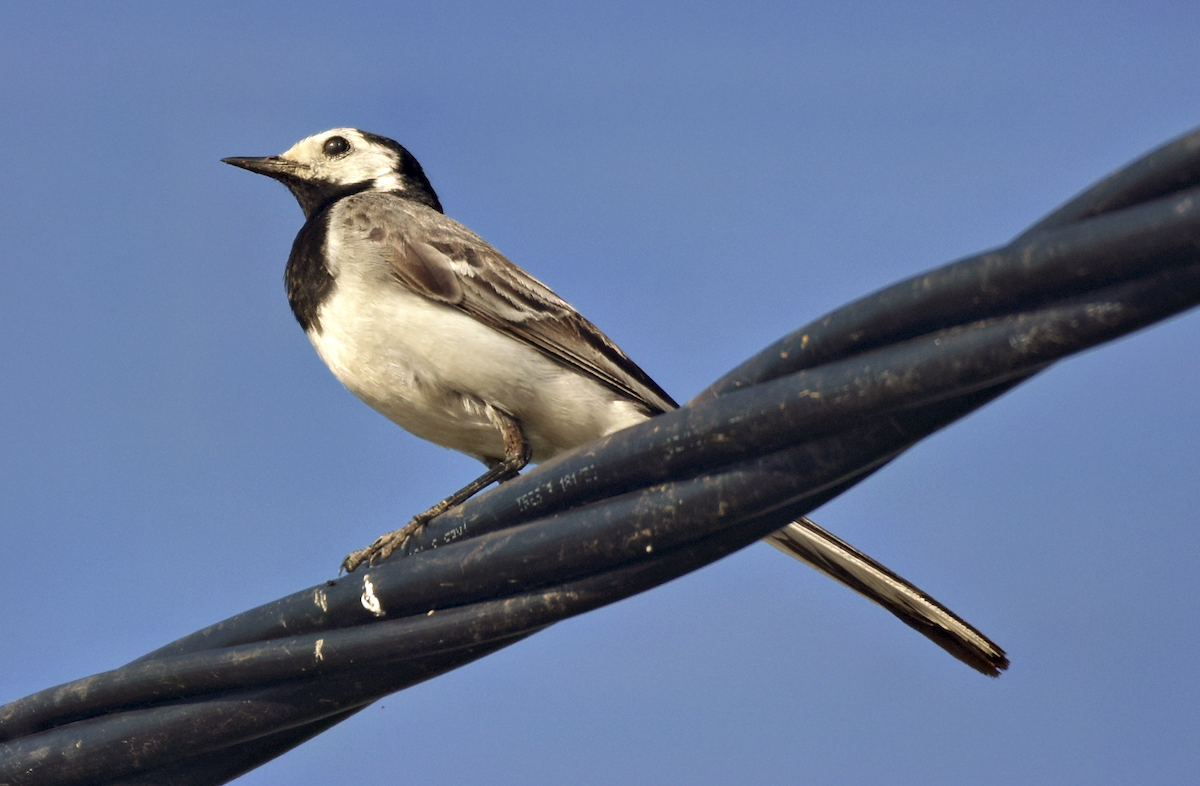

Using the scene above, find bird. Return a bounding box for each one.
[223,128,1007,676]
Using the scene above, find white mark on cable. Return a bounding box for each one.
[313,588,329,613]
[361,576,385,617]
[314,638,325,661]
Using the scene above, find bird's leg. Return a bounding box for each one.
[485,410,533,483]
[341,408,531,573]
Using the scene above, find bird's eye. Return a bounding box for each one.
[323,136,350,158]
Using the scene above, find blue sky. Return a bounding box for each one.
[3,2,1198,784]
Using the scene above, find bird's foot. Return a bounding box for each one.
[341,514,430,573]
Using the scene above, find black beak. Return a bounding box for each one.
[221,156,299,180]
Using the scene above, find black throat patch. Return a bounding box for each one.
[285,207,335,333]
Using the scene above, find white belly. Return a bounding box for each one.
[307,273,649,463]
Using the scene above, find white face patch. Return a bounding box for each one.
[278,128,401,187]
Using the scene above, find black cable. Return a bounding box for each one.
[3,126,1199,786]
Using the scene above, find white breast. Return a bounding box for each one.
[307,264,649,464]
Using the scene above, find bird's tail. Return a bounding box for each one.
[765,517,1008,676]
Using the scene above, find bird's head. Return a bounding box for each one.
[223,128,442,218]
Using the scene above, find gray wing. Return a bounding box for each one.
[364,195,679,414]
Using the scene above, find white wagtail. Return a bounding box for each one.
[224,128,1007,675]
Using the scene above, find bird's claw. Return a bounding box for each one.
[341,516,426,573]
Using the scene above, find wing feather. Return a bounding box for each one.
[363,194,678,414]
